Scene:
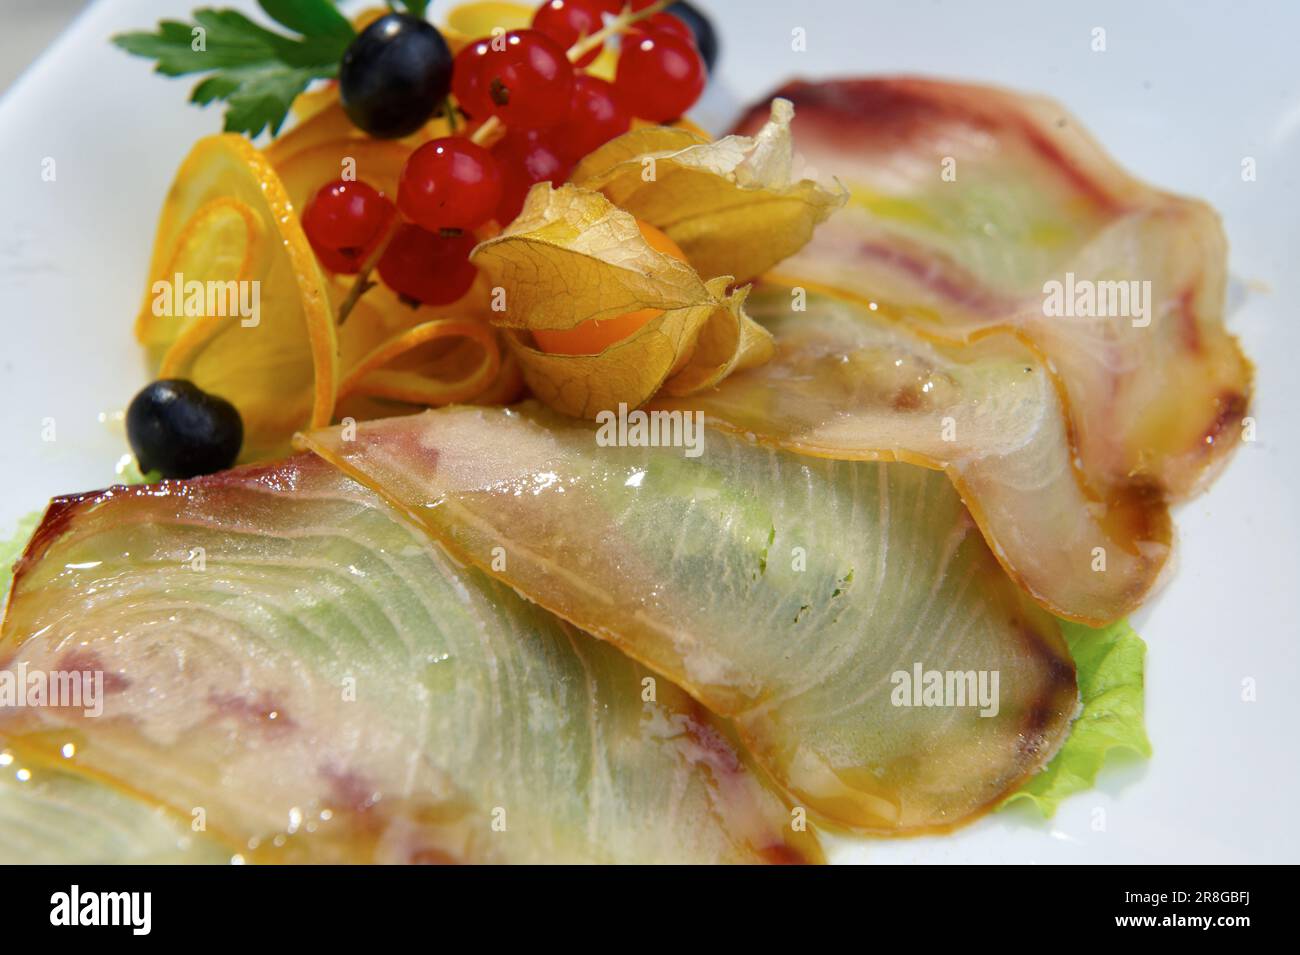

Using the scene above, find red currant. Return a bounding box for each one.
[556,74,630,160]
[312,244,366,274]
[493,129,573,223]
[398,137,502,231]
[302,179,395,272]
[450,29,574,129]
[630,12,695,45]
[451,38,492,113]
[377,224,479,306]
[615,31,705,123]
[531,0,604,68]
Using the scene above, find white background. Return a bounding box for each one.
[0,0,1295,863]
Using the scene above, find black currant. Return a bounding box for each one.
[126,379,243,479]
[668,2,719,74]
[339,14,453,139]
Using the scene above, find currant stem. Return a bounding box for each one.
[567,0,675,63]
[469,115,505,148]
[335,216,401,326]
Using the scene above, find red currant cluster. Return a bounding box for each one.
[303,1,711,310]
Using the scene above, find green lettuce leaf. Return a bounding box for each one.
[0,511,40,613]
[1002,619,1151,815]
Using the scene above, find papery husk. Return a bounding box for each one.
[472,184,773,418]
[571,98,846,281]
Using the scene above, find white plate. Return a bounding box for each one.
[1,0,1296,863]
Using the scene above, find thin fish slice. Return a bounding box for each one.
[301,405,1078,834]
[0,761,228,864]
[653,287,1170,624]
[0,456,817,863]
[737,78,1252,502]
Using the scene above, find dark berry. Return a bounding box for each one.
[340,14,454,139]
[126,379,243,479]
[667,2,719,73]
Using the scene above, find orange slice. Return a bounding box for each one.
[136,134,337,462]
[137,195,263,360]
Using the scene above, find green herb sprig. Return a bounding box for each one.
[112,0,359,138]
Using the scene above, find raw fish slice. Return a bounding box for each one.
[653,287,1170,624]
[301,405,1078,833]
[0,761,228,864]
[735,78,1252,501]
[0,456,816,864]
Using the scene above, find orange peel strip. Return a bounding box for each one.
[339,318,502,406]
[471,348,525,406]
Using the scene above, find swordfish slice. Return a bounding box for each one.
[653,287,1171,624]
[735,78,1252,503]
[0,762,229,864]
[300,405,1079,834]
[0,456,818,864]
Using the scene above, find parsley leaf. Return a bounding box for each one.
[112,1,356,139]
